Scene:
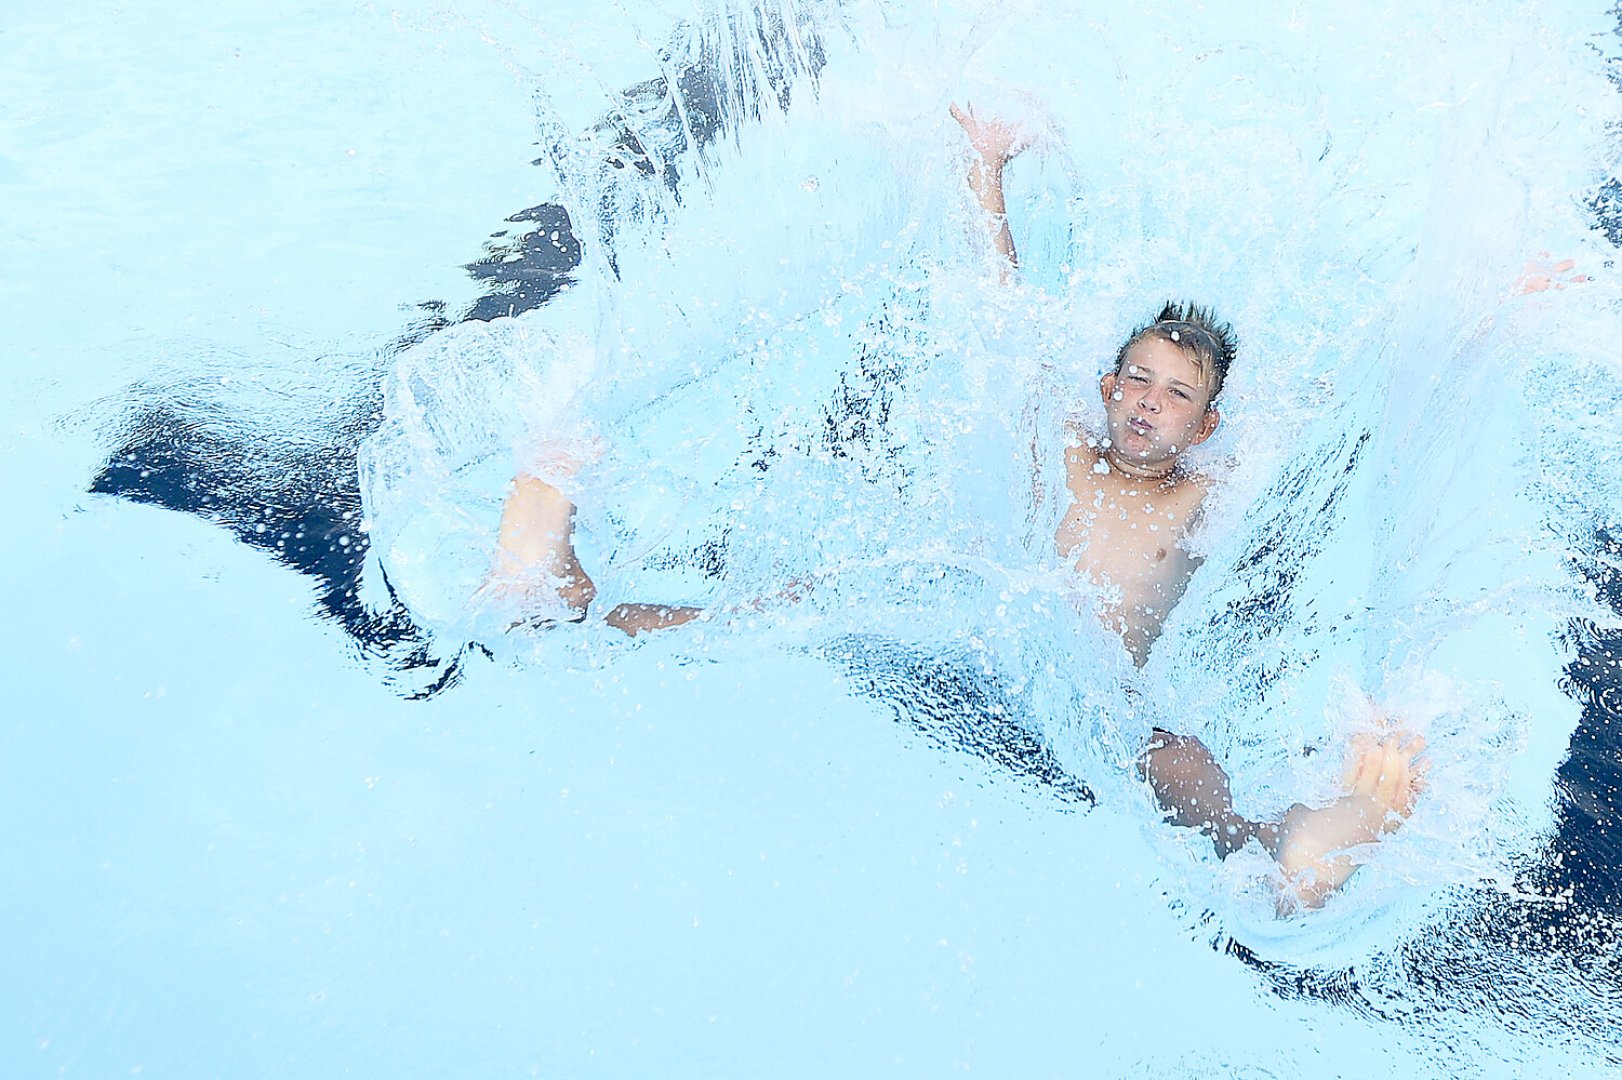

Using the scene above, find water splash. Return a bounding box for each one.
[356,0,1622,975]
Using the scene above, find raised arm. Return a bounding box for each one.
[950,103,1032,274]
[1141,723,1427,910]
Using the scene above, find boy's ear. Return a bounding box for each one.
[1100,371,1118,402]
[1191,407,1221,446]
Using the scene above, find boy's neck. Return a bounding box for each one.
[1099,446,1181,485]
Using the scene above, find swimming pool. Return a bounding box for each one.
[7,1,1622,1075]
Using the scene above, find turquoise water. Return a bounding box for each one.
[7,1,1622,1075]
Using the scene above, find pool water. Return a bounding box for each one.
[7,1,1622,1075]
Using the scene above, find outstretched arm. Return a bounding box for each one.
[603,602,704,636]
[950,103,1032,274]
[1140,724,1427,910]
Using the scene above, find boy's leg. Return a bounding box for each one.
[1140,729,1280,857]
[1273,730,1428,907]
[1141,724,1427,910]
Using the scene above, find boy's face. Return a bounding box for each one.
[1099,337,1220,474]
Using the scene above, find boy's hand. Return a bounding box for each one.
[1517,252,1588,294]
[1339,728,1429,836]
[950,103,1033,171]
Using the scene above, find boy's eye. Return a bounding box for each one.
[1172,389,1189,400]
[1128,374,1149,383]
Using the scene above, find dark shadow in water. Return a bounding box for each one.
[87,392,466,698]
[823,636,1094,810]
[87,197,585,696]
[461,203,582,323]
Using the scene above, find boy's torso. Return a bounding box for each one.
[1056,440,1209,663]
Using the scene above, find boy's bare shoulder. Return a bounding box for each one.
[1060,430,1104,485]
[1166,469,1216,527]
[1177,469,1216,500]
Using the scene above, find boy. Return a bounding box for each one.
[486,106,1427,909]
[955,103,1426,908]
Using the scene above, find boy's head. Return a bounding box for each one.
[1114,301,1237,405]
[1098,302,1237,474]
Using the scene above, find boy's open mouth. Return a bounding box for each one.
[1127,417,1153,437]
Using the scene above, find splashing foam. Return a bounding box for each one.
[359,0,1622,957]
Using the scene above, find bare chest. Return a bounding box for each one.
[1056,451,1203,597]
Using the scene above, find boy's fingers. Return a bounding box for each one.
[1381,736,1413,772]
[1342,752,1371,789]
[1379,756,1411,800]
[1395,754,1430,799]
[1343,734,1375,779]
[1374,735,1407,761]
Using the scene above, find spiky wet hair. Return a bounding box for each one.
[1114,301,1238,402]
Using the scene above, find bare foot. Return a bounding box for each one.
[1275,728,1429,909]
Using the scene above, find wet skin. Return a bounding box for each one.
[1056,336,1219,662]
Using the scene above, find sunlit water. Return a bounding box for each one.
[7,1,1622,1075]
